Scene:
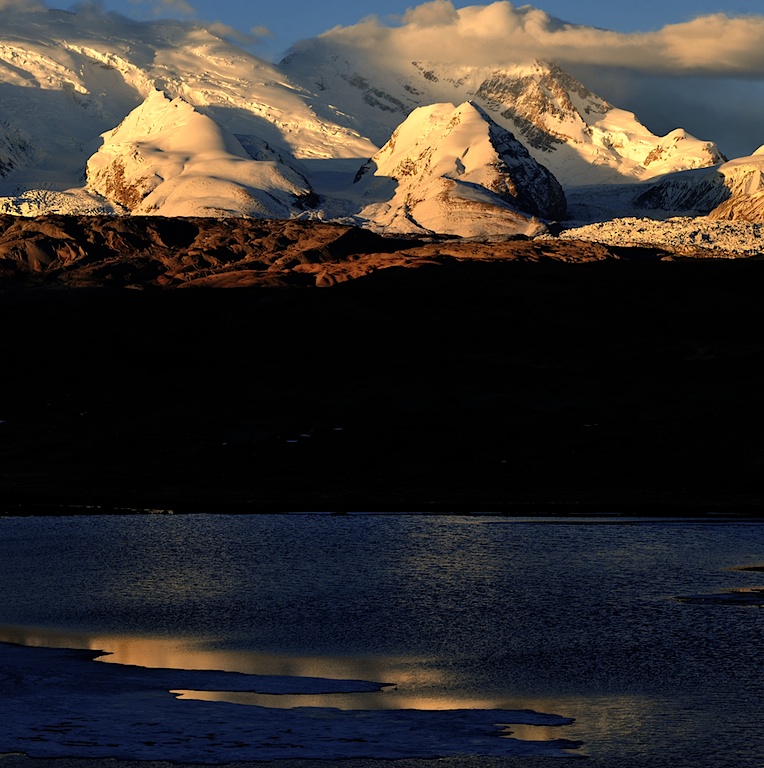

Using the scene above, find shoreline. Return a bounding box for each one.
[2,502,764,519]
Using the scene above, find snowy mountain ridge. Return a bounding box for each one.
[0,8,376,197]
[281,52,725,187]
[634,147,764,221]
[0,4,754,240]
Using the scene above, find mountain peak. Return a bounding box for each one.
[352,100,566,237]
[86,90,315,217]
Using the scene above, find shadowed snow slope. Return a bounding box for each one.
[635,145,764,221]
[0,122,31,179]
[352,101,566,237]
[86,90,315,218]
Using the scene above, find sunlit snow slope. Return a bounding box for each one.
[87,90,316,217]
[0,6,375,215]
[0,4,739,232]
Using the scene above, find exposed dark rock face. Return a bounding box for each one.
[0,123,31,179]
[1,216,763,516]
[484,114,567,220]
[475,62,603,154]
[0,215,423,288]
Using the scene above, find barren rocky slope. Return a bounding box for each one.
[1,215,763,516]
[0,213,724,290]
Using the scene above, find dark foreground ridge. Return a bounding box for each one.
[0,213,685,289]
[1,216,764,516]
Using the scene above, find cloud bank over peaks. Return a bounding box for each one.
[127,0,273,48]
[316,1,764,77]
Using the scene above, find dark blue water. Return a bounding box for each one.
[1,514,762,766]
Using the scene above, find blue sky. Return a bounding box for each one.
[93,1,763,62]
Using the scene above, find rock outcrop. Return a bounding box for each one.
[0,214,686,289]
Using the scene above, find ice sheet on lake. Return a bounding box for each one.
[0,641,580,761]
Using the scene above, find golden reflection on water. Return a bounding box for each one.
[169,688,599,744]
[0,623,443,690]
[169,688,652,746]
[0,623,656,751]
[0,625,217,669]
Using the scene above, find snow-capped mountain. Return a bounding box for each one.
[0,7,375,211]
[634,145,764,221]
[351,101,566,236]
[87,90,316,217]
[281,52,724,187]
[0,4,736,233]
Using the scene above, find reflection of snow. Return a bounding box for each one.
[0,641,581,761]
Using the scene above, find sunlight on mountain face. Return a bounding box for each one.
[1,4,756,234]
[0,2,760,247]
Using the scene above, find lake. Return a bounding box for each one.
[0,513,762,766]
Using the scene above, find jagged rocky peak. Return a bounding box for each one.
[474,60,610,153]
[444,59,725,184]
[353,101,566,237]
[86,89,316,218]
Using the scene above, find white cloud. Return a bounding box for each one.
[128,0,196,16]
[205,21,273,47]
[402,0,459,27]
[0,0,45,9]
[126,0,272,47]
[320,2,764,76]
